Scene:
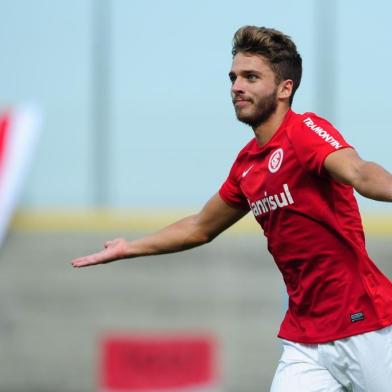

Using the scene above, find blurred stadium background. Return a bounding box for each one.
[0,0,392,391]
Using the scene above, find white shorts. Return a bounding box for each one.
[270,325,392,392]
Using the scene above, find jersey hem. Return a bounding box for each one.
[277,318,392,344]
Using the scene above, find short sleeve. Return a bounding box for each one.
[219,162,250,210]
[289,113,353,175]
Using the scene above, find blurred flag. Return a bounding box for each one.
[100,333,220,392]
[0,106,41,247]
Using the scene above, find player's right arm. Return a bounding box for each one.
[71,193,248,268]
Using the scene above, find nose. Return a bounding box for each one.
[231,77,245,95]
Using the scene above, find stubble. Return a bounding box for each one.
[235,88,278,128]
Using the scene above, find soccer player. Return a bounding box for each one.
[72,26,392,391]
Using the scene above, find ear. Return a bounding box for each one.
[277,79,293,101]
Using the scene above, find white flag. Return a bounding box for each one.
[0,106,41,247]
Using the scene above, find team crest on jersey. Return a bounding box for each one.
[268,148,284,173]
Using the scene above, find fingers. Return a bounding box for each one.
[71,238,127,268]
[71,250,110,268]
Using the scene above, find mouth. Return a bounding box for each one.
[233,98,251,108]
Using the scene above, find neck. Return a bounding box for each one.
[253,105,290,147]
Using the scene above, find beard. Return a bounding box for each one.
[234,88,278,128]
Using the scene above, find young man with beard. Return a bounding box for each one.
[72,26,392,391]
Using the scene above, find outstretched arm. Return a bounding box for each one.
[71,193,248,268]
[324,148,392,201]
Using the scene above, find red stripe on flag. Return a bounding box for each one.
[100,334,218,391]
[0,111,11,174]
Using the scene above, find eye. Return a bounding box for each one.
[229,73,236,83]
[246,74,258,81]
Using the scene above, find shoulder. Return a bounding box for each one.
[301,112,339,132]
[286,111,345,145]
[287,111,338,134]
[284,111,352,174]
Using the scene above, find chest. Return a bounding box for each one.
[239,143,302,203]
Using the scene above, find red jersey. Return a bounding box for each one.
[219,109,392,343]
